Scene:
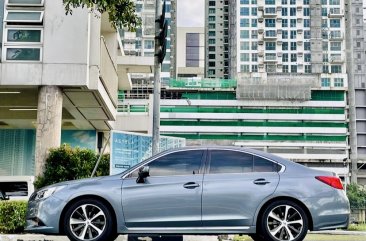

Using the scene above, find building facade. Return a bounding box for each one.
[0,0,132,177]
[205,0,230,79]
[176,27,205,78]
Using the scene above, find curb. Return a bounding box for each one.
[310,230,366,236]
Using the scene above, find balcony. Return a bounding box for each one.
[264,53,277,62]
[329,31,344,41]
[263,30,277,40]
[263,7,277,17]
[100,37,118,105]
[329,55,345,63]
[328,8,344,18]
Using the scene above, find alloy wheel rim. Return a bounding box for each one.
[267,205,304,241]
[69,204,106,240]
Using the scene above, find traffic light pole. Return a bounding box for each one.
[152,0,163,155]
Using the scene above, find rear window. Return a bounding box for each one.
[209,150,281,174]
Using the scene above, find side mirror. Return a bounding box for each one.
[136,166,150,183]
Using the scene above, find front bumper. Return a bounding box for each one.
[25,195,67,234]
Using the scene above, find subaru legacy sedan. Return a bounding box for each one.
[26,147,349,241]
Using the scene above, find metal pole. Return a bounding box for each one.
[152,0,163,155]
[91,134,110,178]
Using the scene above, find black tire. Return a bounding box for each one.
[63,198,116,241]
[259,200,308,241]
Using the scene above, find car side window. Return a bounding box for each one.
[129,150,204,178]
[253,155,281,172]
[209,150,253,174]
[209,150,280,174]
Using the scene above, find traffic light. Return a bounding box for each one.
[155,0,168,64]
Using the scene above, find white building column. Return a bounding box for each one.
[35,86,63,177]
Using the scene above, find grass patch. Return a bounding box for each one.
[348,223,366,231]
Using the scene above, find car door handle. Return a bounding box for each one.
[253,178,271,185]
[183,182,200,189]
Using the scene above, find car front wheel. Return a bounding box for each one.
[63,198,116,241]
[260,200,308,241]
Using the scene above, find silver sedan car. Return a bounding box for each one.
[25,147,350,241]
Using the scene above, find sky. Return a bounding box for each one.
[177,0,205,27]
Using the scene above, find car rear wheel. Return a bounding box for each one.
[63,199,116,241]
[260,200,308,241]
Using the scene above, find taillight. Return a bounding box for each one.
[315,176,344,190]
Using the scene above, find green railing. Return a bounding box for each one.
[118,105,148,112]
[160,120,347,128]
[311,90,345,101]
[169,78,237,89]
[160,106,345,114]
[163,134,347,142]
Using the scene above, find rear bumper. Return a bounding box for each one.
[303,190,350,231]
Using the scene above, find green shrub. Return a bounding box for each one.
[34,145,110,189]
[0,201,27,234]
[346,183,366,209]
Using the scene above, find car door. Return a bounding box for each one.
[122,149,206,229]
[202,149,280,227]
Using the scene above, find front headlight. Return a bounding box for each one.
[35,186,66,201]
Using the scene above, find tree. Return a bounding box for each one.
[63,0,141,31]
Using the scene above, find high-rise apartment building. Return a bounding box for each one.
[121,0,176,84]
[205,0,230,78]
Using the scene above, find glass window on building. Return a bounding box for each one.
[252,53,258,62]
[282,19,288,27]
[209,16,215,22]
[240,30,250,38]
[252,42,258,50]
[282,0,288,4]
[282,42,288,50]
[304,8,310,16]
[209,8,215,14]
[303,0,310,4]
[162,64,170,72]
[323,65,329,73]
[322,0,327,4]
[241,0,250,4]
[290,8,296,16]
[241,65,250,72]
[265,42,276,50]
[209,1,216,6]
[304,30,311,39]
[290,42,297,50]
[330,42,341,51]
[252,30,258,39]
[252,65,258,72]
[290,0,296,4]
[331,65,342,73]
[251,19,257,27]
[282,53,289,62]
[7,29,41,42]
[290,19,296,28]
[323,41,329,51]
[240,41,250,50]
[334,78,344,87]
[304,42,311,50]
[241,19,250,27]
[330,19,340,28]
[6,47,40,61]
[329,0,340,5]
[240,7,250,16]
[282,8,288,16]
[291,65,297,73]
[186,33,200,67]
[144,40,154,49]
[321,78,331,87]
[240,53,250,62]
[252,7,257,16]
[290,30,297,39]
[265,19,276,27]
[282,65,289,73]
[322,8,327,16]
[290,53,297,62]
[265,0,275,4]
[266,64,276,73]
[305,65,312,73]
[282,30,288,39]
[304,53,311,62]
